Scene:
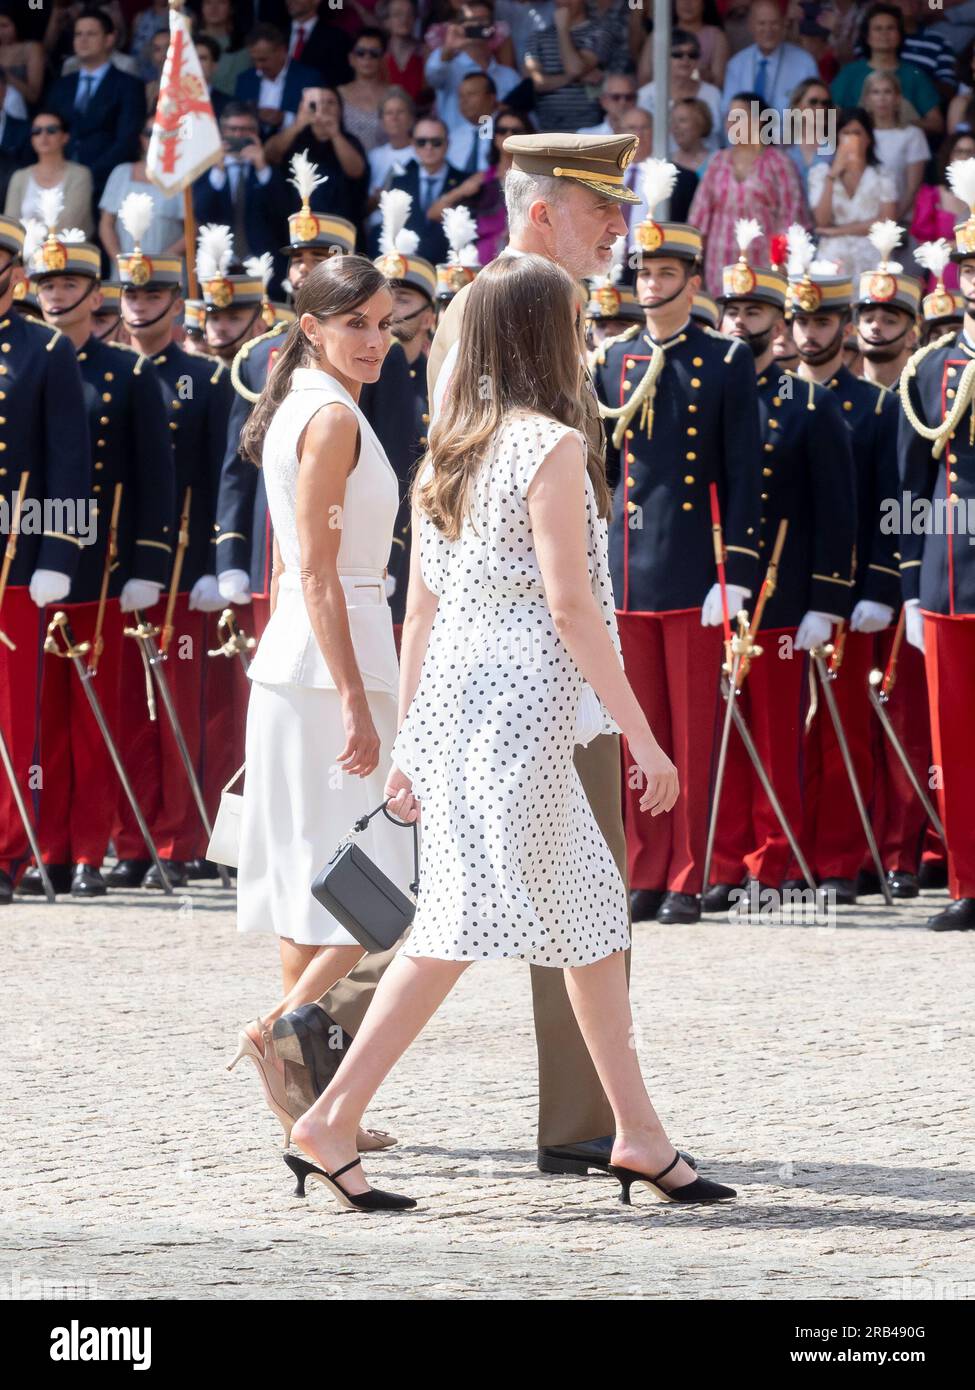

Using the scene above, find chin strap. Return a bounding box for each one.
[898,331,974,457]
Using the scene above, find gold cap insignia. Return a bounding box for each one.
[595,285,622,316]
[292,211,320,243]
[205,277,233,309]
[793,280,822,312]
[42,237,67,272]
[956,219,975,255]
[728,263,757,296]
[867,271,896,302]
[927,290,956,319]
[635,219,664,253]
[376,252,408,281]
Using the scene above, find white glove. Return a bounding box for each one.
[905,599,925,653]
[384,573,396,599]
[189,574,225,612]
[119,578,162,613]
[701,582,750,627]
[850,599,894,634]
[28,569,71,608]
[218,568,252,605]
[795,610,834,651]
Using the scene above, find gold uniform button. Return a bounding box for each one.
[950,470,959,482]
[690,377,701,387]
[627,500,637,513]
[0,415,4,424]
[759,538,766,549]
[1,343,9,353]
[408,369,416,378]
[623,380,632,391]
[93,484,102,493]
[97,438,105,447]
[687,426,697,436]
[686,451,697,460]
[768,418,778,429]
[843,400,852,411]
[682,501,693,511]
[692,356,703,366]
[947,366,957,376]
[763,467,773,477]
[947,388,956,399]
[421,412,430,424]
[625,429,634,440]
[625,358,635,367]
[764,442,774,452]
[172,400,180,410]
[688,403,697,413]
[829,377,838,387]
[761,492,769,501]
[0,467,6,476]
[0,390,6,399]
[102,392,111,402]
[100,416,109,424]
[0,365,8,375]
[169,421,178,431]
[104,371,114,381]
[949,453,958,463]
[626,475,635,487]
[746,527,754,536]
[94,461,103,470]
[213,523,220,533]
[0,441,6,451]
[684,474,695,484]
[772,396,781,406]
[419,436,427,446]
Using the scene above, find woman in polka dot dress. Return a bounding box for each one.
[288,254,738,1212]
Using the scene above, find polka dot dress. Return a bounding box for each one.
[391,410,630,967]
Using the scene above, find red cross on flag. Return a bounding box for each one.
[146,1,222,194]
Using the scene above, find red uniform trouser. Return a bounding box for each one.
[709,627,807,888]
[923,611,975,899]
[201,597,269,829]
[801,630,876,881]
[868,634,931,875]
[35,598,123,866]
[0,588,44,873]
[114,593,207,862]
[618,610,722,895]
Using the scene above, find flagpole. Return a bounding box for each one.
[184,188,199,299]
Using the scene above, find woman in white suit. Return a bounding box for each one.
[228,255,415,1153]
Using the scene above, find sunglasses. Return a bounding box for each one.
[414,136,445,147]
[32,123,62,135]
[494,124,523,136]
[805,96,831,106]
[354,47,382,57]
[672,48,700,59]
[603,92,633,102]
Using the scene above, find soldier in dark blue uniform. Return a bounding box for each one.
[704,228,857,909]
[585,278,644,360]
[0,215,91,903]
[18,217,174,897]
[105,197,233,890]
[363,224,439,636]
[787,238,903,904]
[593,191,762,925]
[897,178,975,929]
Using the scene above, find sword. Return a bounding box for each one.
[867,673,946,845]
[701,609,750,899]
[0,469,55,900]
[160,487,191,656]
[44,611,173,894]
[810,645,894,906]
[128,612,232,889]
[206,607,255,673]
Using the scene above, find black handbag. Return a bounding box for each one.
[311,800,420,953]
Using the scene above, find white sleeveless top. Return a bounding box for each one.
[246,368,401,694]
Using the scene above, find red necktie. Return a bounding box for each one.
[293,24,306,60]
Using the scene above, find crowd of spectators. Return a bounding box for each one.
[6,0,975,298]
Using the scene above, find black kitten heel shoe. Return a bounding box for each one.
[609,1149,737,1206]
[283,1152,416,1211]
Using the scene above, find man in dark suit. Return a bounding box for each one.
[234,22,319,140]
[193,104,291,282]
[46,7,145,202]
[372,116,468,264]
[283,0,352,87]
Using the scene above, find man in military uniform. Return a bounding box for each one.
[107,200,233,890]
[854,228,920,390]
[704,233,856,908]
[181,298,208,356]
[897,181,975,929]
[271,134,685,1183]
[594,198,762,926]
[92,281,124,343]
[788,249,902,904]
[585,278,643,356]
[0,216,90,904]
[362,219,438,638]
[17,220,174,897]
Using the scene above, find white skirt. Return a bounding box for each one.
[236,680,417,946]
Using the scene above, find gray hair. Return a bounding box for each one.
[503,169,567,238]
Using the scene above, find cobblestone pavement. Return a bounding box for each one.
[2,881,973,1301]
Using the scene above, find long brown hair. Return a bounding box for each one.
[240,254,388,466]
[415,253,611,539]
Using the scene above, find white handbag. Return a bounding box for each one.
[206,763,245,868]
[575,682,605,746]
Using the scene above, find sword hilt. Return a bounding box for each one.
[868,668,889,705]
[206,607,256,659]
[812,641,839,679]
[730,609,763,684]
[0,626,15,652]
[44,610,90,660]
[122,611,161,644]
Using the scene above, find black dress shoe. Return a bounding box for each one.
[17,862,72,895]
[142,859,188,890]
[701,881,742,913]
[272,1002,354,1106]
[630,888,664,922]
[538,1134,698,1176]
[887,869,920,900]
[184,858,220,880]
[928,898,975,931]
[656,890,701,924]
[919,860,949,890]
[71,863,107,897]
[105,858,151,888]
[0,869,12,905]
[781,878,808,894]
[856,868,882,897]
[818,877,857,906]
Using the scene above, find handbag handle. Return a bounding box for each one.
[351,799,419,896]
